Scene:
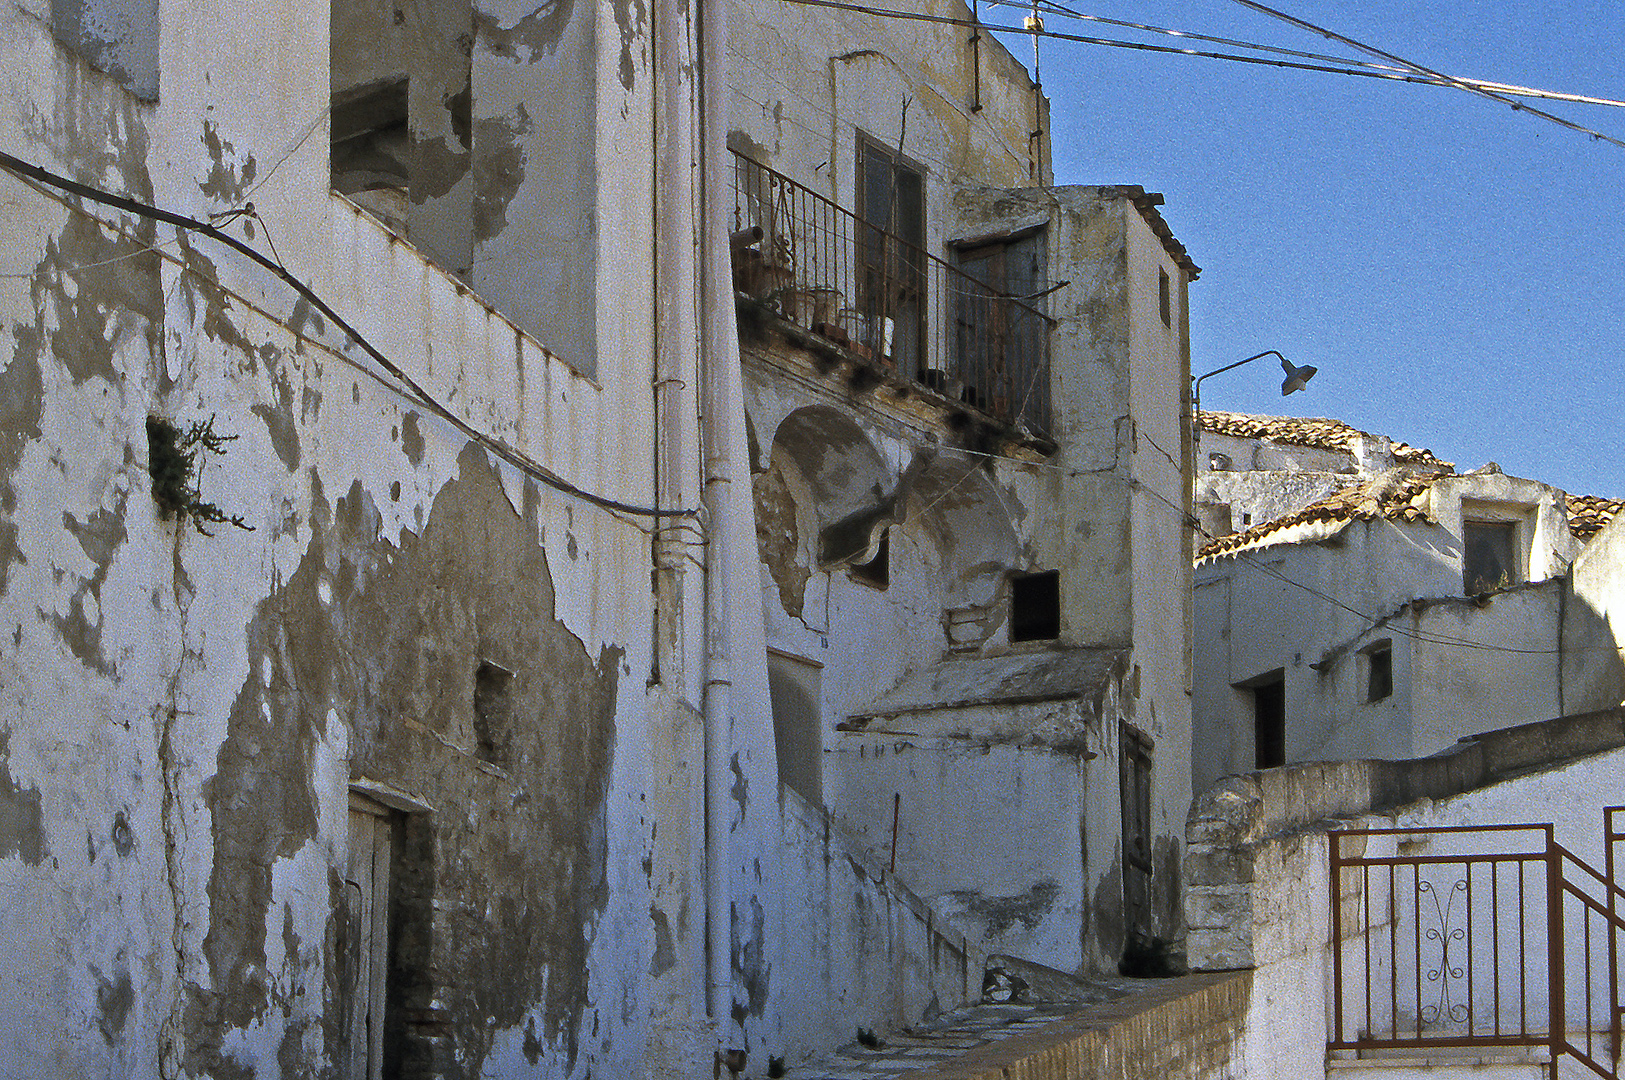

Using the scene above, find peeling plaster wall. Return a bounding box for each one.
[742,170,1198,976]
[0,0,675,1072]
[729,0,1047,268]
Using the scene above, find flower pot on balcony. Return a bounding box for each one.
[732,248,795,300]
[786,286,841,328]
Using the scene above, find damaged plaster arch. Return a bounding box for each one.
[907,453,1021,610]
[754,405,899,618]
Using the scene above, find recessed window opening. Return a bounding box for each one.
[331,77,411,235]
[1364,641,1393,703]
[1010,570,1061,642]
[1463,519,1517,595]
[1250,673,1285,769]
[850,528,889,590]
[472,662,513,764]
[1158,268,1172,327]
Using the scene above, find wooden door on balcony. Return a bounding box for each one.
[954,232,1044,425]
[856,134,925,376]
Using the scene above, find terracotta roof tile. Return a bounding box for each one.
[1567,494,1625,541]
[1198,411,1449,468]
[1197,469,1448,562]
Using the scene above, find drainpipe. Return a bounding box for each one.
[698,0,749,1057]
[653,0,700,700]
[653,0,711,1034]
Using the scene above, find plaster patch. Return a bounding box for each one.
[198,121,259,204]
[608,0,647,91]
[475,0,575,61]
[944,878,1060,938]
[251,369,301,471]
[185,445,619,1075]
[92,962,134,1043]
[0,728,45,864]
[471,107,532,244]
[399,410,425,466]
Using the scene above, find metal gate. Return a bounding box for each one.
[1329,809,1625,1078]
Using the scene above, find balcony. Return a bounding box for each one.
[730,152,1052,436]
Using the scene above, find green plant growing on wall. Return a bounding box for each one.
[146,415,254,536]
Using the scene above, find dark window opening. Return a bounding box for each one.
[331,77,412,235]
[850,528,889,590]
[1158,268,1172,327]
[1463,520,1517,594]
[768,653,823,806]
[472,661,513,765]
[1010,570,1061,642]
[1252,674,1285,769]
[856,134,926,376]
[1365,642,1393,703]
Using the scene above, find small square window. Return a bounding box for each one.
[473,662,514,764]
[1365,643,1392,703]
[1010,570,1060,642]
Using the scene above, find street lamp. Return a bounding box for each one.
[1191,350,1318,421]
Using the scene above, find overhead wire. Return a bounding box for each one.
[0,149,692,524]
[769,0,1625,147]
[1220,0,1625,147]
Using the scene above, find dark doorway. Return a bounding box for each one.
[1120,725,1154,942]
[1252,674,1285,769]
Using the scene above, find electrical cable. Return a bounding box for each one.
[0,149,694,521]
[1221,0,1625,148]
[770,0,1625,147]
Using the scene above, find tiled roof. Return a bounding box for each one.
[1197,469,1447,562]
[1198,411,1449,468]
[1567,494,1625,541]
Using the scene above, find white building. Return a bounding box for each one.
[0,0,1203,1073]
[1193,452,1625,796]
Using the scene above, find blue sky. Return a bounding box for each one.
[993,1,1625,497]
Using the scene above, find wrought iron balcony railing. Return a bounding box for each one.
[730,151,1051,435]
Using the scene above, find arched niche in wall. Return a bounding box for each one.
[908,453,1021,613]
[755,405,896,619]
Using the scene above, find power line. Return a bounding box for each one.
[1222,0,1625,148]
[769,0,1625,147]
[0,150,692,523]
[990,0,1625,109]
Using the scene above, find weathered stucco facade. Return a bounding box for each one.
[1191,464,1612,796]
[0,0,1205,1072]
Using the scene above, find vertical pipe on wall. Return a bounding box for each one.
[653,0,711,1040]
[698,0,749,1055]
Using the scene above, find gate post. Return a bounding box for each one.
[1548,825,1564,1080]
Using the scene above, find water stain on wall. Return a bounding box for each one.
[183,444,619,1076]
[0,728,45,864]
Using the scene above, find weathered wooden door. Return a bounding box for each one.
[343,795,392,1080]
[1119,726,1154,942]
